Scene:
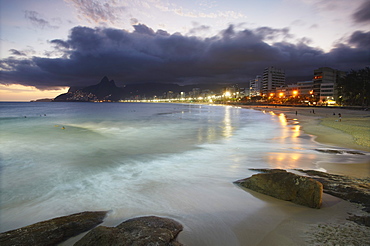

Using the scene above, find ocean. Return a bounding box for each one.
[0,102,367,245]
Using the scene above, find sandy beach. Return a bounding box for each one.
[2,103,369,246]
[242,105,370,176]
[236,105,370,245]
[64,104,370,246]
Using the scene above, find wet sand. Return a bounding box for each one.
[6,104,370,246]
[62,105,370,246]
[68,104,369,246]
[244,106,370,151]
[243,106,370,177]
[237,105,370,245]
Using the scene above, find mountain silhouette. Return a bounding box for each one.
[81,76,123,101]
[54,76,124,101]
[54,76,238,102]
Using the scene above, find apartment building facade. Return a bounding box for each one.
[313,67,345,102]
[249,75,262,97]
[262,66,285,95]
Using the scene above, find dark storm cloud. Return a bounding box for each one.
[9,49,27,56]
[348,30,370,49]
[187,24,211,35]
[352,0,370,23]
[133,24,155,35]
[49,39,70,49]
[254,27,292,41]
[1,24,369,89]
[24,10,59,29]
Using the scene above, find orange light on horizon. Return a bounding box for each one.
[0,84,68,102]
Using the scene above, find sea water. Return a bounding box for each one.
[0,102,368,245]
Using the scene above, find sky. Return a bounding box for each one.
[0,0,369,101]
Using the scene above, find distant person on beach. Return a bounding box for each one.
[338,113,342,122]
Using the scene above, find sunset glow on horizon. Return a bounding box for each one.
[0,84,68,102]
[1,0,369,101]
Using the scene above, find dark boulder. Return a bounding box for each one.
[296,169,370,213]
[74,216,183,246]
[0,211,108,246]
[234,169,323,208]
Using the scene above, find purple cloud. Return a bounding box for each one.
[0,24,369,89]
[352,0,370,23]
[24,10,59,29]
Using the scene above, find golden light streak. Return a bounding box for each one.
[222,106,233,138]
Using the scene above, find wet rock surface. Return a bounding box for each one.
[74,215,183,246]
[0,211,108,246]
[296,169,370,214]
[234,169,323,208]
[314,148,366,155]
[348,215,370,227]
[245,169,370,227]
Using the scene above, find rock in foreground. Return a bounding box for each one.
[234,169,323,208]
[0,211,108,246]
[75,216,183,246]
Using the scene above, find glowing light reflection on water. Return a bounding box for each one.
[0,102,368,245]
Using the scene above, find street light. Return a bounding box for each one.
[224,91,231,98]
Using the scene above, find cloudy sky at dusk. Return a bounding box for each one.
[0,0,369,101]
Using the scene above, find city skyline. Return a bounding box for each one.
[1,0,370,101]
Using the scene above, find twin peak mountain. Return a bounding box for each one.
[54,76,227,102]
[54,76,123,102]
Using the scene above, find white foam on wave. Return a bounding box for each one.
[1,103,367,243]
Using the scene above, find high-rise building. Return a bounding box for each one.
[313,67,345,102]
[297,80,314,96]
[249,75,262,96]
[262,67,285,95]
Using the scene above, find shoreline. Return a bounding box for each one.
[240,105,370,178]
[236,105,370,245]
[241,105,370,151]
[1,103,369,245]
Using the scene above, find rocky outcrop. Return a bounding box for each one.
[234,169,323,208]
[0,211,108,246]
[314,148,365,155]
[348,215,370,227]
[74,216,183,246]
[296,169,370,213]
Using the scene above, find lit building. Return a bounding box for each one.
[296,81,314,95]
[262,66,285,95]
[313,67,345,103]
[189,88,200,98]
[249,75,262,97]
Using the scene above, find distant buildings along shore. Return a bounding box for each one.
[49,66,356,106]
[249,66,345,106]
